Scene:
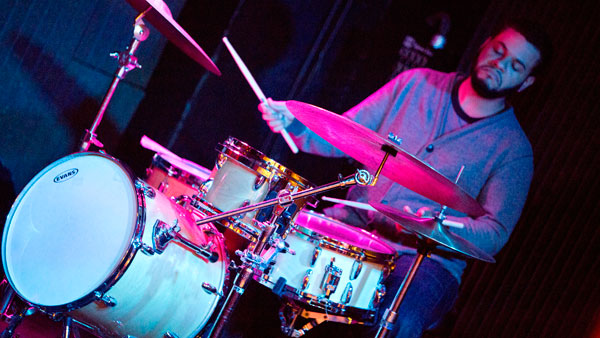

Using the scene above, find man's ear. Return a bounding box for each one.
[517,76,536,92]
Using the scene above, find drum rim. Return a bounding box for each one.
[292,210,398,263]
[274,285,378,323]
[2,152,147,312]
[217,137,313,188]
[149,153,210,186]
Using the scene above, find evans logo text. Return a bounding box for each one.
[53,169,79,183]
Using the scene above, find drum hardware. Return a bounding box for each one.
[371,201,495,338]
[194,169,374,230]
[350,259,364,280]
[207,189,294,338]
[0,306,36,338]
[81,0,220,151]
[278,299,371,338]
[79,18,148,151]
[321,258,342,298]
[148,220,219,263]
[93,292,117,307]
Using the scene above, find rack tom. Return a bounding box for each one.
[199,137,316,244]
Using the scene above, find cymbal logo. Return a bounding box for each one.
[53,169,79,183]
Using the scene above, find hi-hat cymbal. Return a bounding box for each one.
[370,202,494,262]
[285,100,485,217]
[126,0,221,75]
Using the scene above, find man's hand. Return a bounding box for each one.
[258,98,295,133]
[402,205,433,218]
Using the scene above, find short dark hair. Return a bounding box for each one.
[493,18,553,76]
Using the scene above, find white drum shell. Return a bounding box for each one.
[265,234,387,310]
[260,211,396,313]
[2,153,227,338]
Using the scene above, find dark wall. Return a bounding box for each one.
[0,0,190,191]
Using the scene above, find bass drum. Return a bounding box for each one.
[2,152,227,338]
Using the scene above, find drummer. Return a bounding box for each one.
[259,19,552,337]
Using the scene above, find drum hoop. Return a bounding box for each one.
[292,212,397,263]
[2,152,147,313]
[150,154,205,187]
[276,285,378,323]
[217,137,312,188]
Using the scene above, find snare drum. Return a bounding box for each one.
[2,152,227,338]
[200,137,315,243]
[257,211,397,322]
[145,152,212,199]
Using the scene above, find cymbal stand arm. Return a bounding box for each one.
[207,191,289,338]
[79,19,149,151]
[195,169,372,227]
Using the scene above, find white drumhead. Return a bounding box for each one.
[2,153,138,307]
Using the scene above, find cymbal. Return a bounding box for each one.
[285,101,485,217]
[370,202,494,262]
[126,0,221,75]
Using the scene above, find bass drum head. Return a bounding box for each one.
[2,153,137,308]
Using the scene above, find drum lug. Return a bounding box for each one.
[199,179,213,196]
[93,291,117,307]
[135,180,156,199]
[370,284,386,309]
[254,175,267,190]
[320,258,342,298]
[310,247,321,267]
[350,260,363,280]
[301,269,312,291]
[135,239,155,256]
[164,331,180,338]
[379,265,391,283]
[153,220,180,254]
[341,282,353,305]
[201,282,223,297]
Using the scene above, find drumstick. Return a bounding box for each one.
[321,196,465,229]
[222,36,299,154]
[140,135,182,160]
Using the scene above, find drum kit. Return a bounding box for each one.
[1,1,494,338]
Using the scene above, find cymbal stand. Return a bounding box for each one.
[375,167,465,338]
[207,189,293,338]
[194,169,374,229]
[79,13,150,151]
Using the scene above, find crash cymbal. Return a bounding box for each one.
[285,101,485,217]
[126,0,221,75]
[370,202,494,262]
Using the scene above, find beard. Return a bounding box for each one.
[470,65,523,99]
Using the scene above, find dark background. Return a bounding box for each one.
[0,0,599,337]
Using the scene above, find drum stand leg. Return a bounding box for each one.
[208,199,289,338]
[0,305,35,338]
[0,280,16,321]
[62,317,81,338]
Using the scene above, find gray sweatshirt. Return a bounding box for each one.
[286,68,533,282]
